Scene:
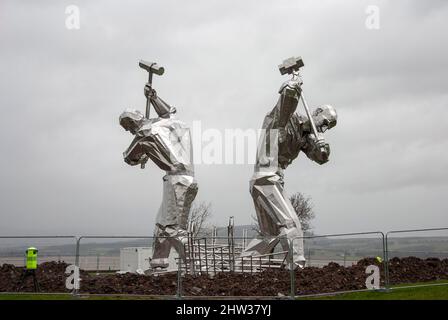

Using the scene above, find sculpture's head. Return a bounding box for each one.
[312,105,337,133]
[119,109,145,134]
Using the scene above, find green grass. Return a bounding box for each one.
[301,281,448,300]
[0,293,167,300]
[1,281,448,300]
[0,293,165,300]
[0,293,74,300]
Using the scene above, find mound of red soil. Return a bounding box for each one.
[0,261,84,293]
[81,273,178,295]
[1,257,447,296]
[388,257,448,284]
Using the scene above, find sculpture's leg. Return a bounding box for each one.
[151,174,198,269]
[241,176,280,257]
[151,224,172,268]
[242,173,306,268]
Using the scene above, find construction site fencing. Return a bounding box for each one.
[177,235,296,298]
[291,231,386,297]
[1,227,448,298]
[385,227,448,291]
[0,236,77,294]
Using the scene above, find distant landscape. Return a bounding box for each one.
[1,225,447,269]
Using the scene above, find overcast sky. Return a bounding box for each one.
[0,0,447,237]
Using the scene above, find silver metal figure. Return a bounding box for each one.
[242,57,337,269]
[119,61,198,269]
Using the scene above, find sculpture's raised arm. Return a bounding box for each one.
[144,83,176,118]
[270,77,303,129]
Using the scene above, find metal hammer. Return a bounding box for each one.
[139,60,165,119]
[278,56,326,152]
[278,56,304,75]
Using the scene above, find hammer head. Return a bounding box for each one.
[139,60,165,76]
[278,56,304,75]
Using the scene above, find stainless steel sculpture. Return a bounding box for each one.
[241,56,337,269]
[119,61,198,269]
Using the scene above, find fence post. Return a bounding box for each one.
[73,236,81,296]
[176,257,182,299]
[203,238,209,275]
[96,253,100,275]
[289,238,296,300]
[250,255,253,274]
[307,247,311,267]
[197,239,202,274]
[384,232,390,290]
[212,244,216,274]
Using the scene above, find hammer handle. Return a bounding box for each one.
[300,92,318,135]
[141,72,153,170]
[300,91,326,152]
[145,72,153,119]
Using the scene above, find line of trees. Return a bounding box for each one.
[252,192,315,236]
[190,192,315,236]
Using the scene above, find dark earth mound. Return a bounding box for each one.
[1,257,447,296]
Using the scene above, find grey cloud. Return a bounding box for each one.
[0,0,447,236]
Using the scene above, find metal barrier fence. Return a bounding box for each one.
[385,227,448,290]
[74,236,164,296]
[0,236,78,294]
[0,236,78,263]
[177,235,296,299]
[292,231,386,297]
[75,236,155,271]
[73,235,295,298]
[1,227,448,298]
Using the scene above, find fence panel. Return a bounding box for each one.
[178,235,293,298]
[385,227,448,289]
[0,236,77,294]
[74,236,179,297]
[3,227,448,298]
[292,231,386,297]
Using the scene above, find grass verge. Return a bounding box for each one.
[1,281,448,300]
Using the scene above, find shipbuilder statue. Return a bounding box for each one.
[119,61,198,270]
[241,56,337,269]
